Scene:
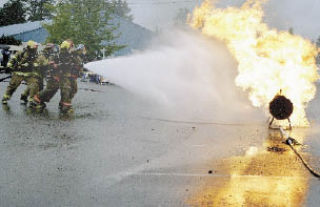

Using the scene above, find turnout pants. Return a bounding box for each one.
[37,76,77,113]
[69,78,78,100]
[3,73,41,102]
[39,77,60,103]
[39,76,75,103]
[21,78,43,100]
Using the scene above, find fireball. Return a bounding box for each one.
[190,0,319,127]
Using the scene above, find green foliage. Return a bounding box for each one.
[0,0,26,26]
[26,0,54,21]
[111,0,133,21]
[43,0,124,61]
[0,35,22,45]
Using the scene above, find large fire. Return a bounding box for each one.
[189,0,319,127]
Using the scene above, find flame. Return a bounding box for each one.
[189,0,319,127]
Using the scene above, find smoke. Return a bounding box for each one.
[85,29,264,122]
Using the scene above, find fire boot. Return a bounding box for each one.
[2,95,9,104]
[60,102,74,114]
[30,95,46,109]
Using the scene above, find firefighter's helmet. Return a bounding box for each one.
[27,40,38,49]
[60,40,73,50]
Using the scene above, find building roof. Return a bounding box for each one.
[0,20,50,37]
[0,18,154,56]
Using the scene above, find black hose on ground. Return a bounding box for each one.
[280,128,320,178]
[285,137,320,178]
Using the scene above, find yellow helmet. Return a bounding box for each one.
[60,40,73,49]
[27,40,38,48]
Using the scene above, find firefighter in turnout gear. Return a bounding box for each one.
[69,44,86,103]
[33,40,80,114]
[2,40,41,105]
[58,40,80,114]
[33,43,60,108]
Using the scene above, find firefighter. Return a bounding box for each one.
[69,44,86,101]
[21,44,51,104]
[32,43,60,108]
[2,40,41,105]
[58,40,79,114]
[1,47,11,67]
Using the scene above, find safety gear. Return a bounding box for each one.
[76,44,85,50]
[2,48,41,104]
[66,39,74,47]
[37,78,60,103]
[76,44,87,57]
[29,99,46,109]
[20,87,31,104]
[60,41,72,50]
[45,43,55,49]
[21,63,29,67]
[2,95,9,104]
[33,94,41,103]
[27,40,38,49]
[60,102,73,114]
[42,43,57,57]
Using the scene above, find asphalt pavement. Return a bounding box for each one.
[0,77,320,207]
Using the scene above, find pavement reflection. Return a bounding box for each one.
[188,129,310,207]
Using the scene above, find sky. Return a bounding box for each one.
[128,0,320,40]
[1,0,320,40]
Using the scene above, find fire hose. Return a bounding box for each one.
[280,127,320,178]
[0,79,103,93]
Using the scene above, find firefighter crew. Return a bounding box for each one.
[2,40,41,105]
[34,40,80,114]
[33,43,60,108]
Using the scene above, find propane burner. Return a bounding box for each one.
[268,91,293,129]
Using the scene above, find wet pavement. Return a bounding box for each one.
[0,77,320,207]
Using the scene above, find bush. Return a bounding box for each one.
[0,35,22,45]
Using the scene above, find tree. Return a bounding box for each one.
[316,36,320,65]
[0,0,26,26]
[43,0,124,61]
[288,27,294,35]
[0,35,22,45]
[25,0,54,21]
[111,0,133,21]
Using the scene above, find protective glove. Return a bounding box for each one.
[21,63,29,67]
